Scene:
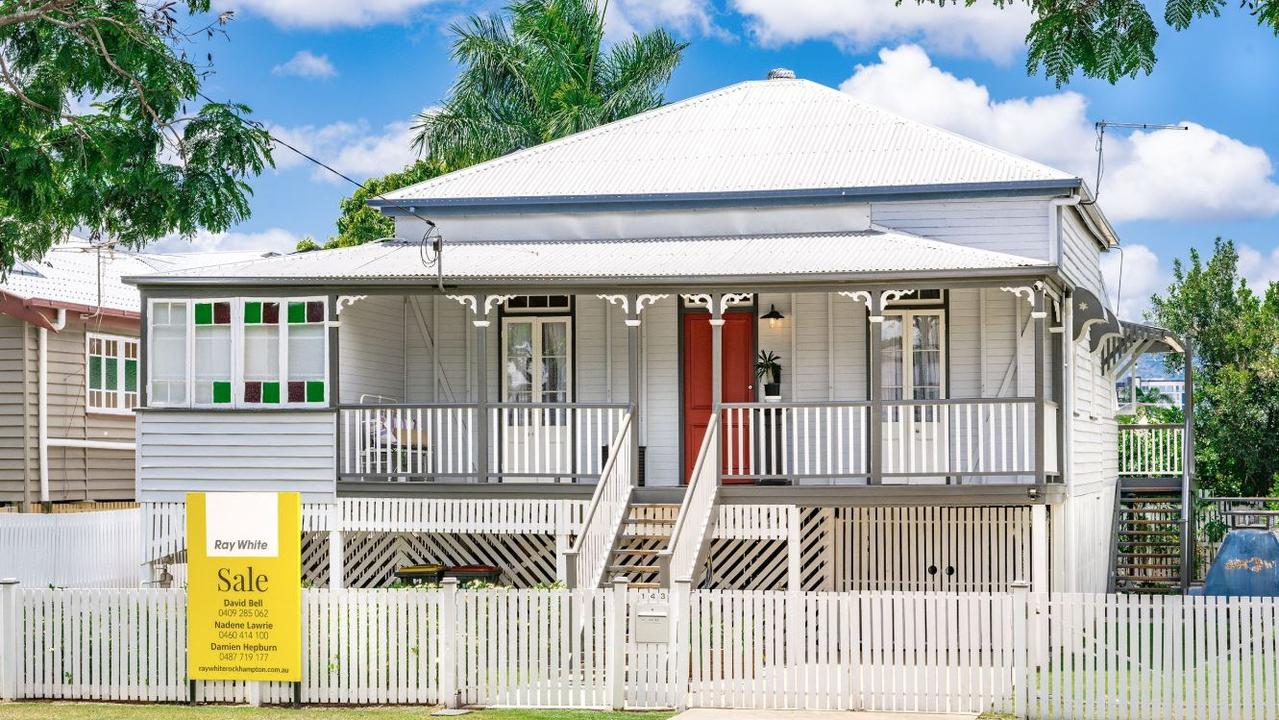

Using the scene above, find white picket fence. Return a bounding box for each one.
[4,583,1279,718]
[0,509,141,588]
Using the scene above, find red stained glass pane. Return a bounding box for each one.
[306,300,324,323]
[287,381,305,403]
[262,302,280,324]
[244,381,262,403]
[213,301,231,324]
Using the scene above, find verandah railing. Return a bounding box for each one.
[720,397,1057,484]
[1117,423,1184,476]
[339,402,628,483]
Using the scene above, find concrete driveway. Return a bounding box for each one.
[671,710,980,720]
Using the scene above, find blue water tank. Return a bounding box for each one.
[1202,529,1279,597]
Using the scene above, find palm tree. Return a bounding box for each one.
[412,0,686,168]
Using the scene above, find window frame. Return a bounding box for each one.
[880,307,948,402]
[146,297,331,410]
[499,315,574,404]
[85,331,140,415]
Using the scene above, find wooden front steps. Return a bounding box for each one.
[1110,479,1186,594]
[607,503,679,589]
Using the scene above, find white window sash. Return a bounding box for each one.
[500,315,573,404]
[86,331,138,415]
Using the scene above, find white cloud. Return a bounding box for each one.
[1101,244,1166,320]
[733,0,1032,63]
[839,45,1279,223]
[267,116,419,182]
[147,228,303,254]
[224,0,442,28]
[272,51,338,79]
[604,0,724,40]
[1238,244,1279,290]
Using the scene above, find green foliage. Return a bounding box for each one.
[413,0,686,170]
[1149,238,1279,496]
[0,0,274,270]
[326,0,685,249]
[906,0,1275,85]
[319,159,446,249]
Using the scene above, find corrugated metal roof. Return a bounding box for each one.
[2,239,277,314]
[128,230,1051,286]
[378,78,1076,205]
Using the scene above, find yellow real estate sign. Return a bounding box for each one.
[186,491,302,682]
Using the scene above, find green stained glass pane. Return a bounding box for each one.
[305,380,324,403]
[88,356,102,389]
[195,303,213,325]
[262,381,280,404]
[288,302,306,324]
[245,301,262,324]
[104,358,118,390]
[213,381,232,404]
[125,359,137,392]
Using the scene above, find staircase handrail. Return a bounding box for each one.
[659,413,720,585]
[564,412,633,589]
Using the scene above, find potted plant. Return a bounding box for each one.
[755,350,782,400]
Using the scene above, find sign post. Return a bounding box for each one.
[186,491,302,690]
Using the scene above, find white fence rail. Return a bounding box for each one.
[1118,423,1184,476]
[6,585,1279,717]
[0,510,140,588]
[565,413,633,589]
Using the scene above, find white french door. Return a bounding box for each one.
[881,309,947,481]
[501,317,573,481]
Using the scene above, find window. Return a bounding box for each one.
[504,295,571,313]
[502,316,572,403]
[87,333,139,413]
[148,297,328,408]
[149,302,188,405]
[885,289,944,307]
[880,309,945,402]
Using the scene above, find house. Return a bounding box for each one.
[125,71,1194,594]
[0,238,276,511]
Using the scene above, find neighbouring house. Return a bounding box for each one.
[0,238,276,510]
[126,71,1195,594]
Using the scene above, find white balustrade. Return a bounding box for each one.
[340,404,477,480]
[488,403,628,482]
[664,414,720,583]
[565,413,633,589]
[721,403,869,481]
[883,399,1037,477]
[1118,423,1184,476]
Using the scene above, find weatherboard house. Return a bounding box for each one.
[126,71,1194,594]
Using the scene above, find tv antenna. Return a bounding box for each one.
[1084,120,1188,206]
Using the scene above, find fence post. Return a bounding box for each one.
[0,578,17,701]
[1010,580,1030,719]
[328,503,344,590]
[439,578,458,708]
[670,578,691,710]
[608,576,628,710]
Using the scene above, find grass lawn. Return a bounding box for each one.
[0,703,675,720]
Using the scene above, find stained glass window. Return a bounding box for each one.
[194,300,233,404]
[87,333,139,413]
[243,301,281,404]
[287,300,326,404]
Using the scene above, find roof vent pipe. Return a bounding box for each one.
[767,68,796,80]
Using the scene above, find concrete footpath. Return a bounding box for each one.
[670,710,980,720]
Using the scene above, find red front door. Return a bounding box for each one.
[682,311,756,483]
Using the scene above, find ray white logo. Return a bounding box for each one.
[205,492,279,557]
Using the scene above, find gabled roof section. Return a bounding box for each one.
[127,230,1052,287]
[375,77,1080,209]
[0,238,277,324]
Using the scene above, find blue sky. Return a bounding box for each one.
[159,0,1279,316]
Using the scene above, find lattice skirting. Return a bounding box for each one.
[303,531,560,588]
